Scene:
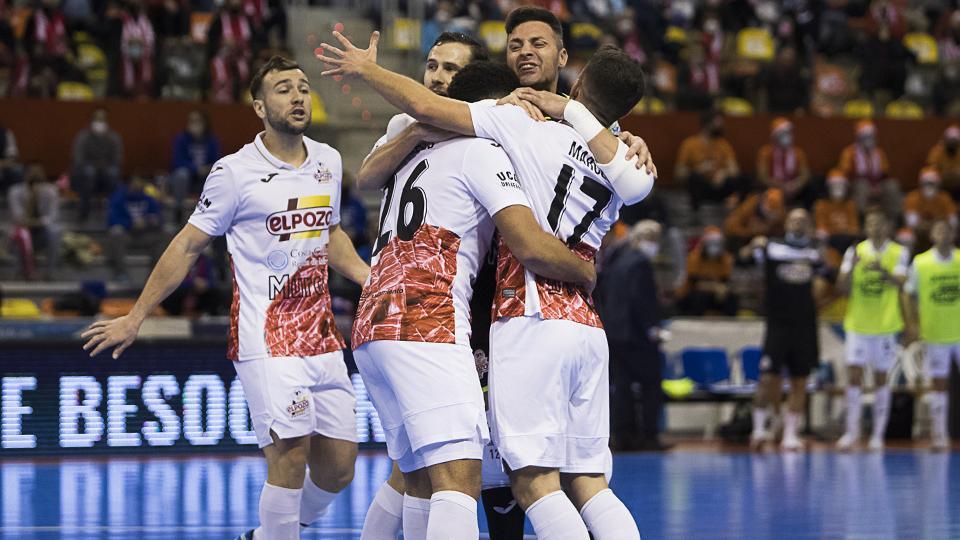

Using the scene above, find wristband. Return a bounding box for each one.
[563,100,605,142]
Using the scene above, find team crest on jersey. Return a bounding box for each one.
[286,389,310,418]
[315,163,333,184]
[267,196,334,241]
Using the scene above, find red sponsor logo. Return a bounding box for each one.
[266,206,333,238]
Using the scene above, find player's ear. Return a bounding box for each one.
[252,99,266,120]
[570,77,581,99]
[558,47,568,69]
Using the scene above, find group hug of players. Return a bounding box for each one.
[81,6,658,540]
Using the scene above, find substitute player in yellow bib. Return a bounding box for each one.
[836,210,909,451]
[904,220,960,452]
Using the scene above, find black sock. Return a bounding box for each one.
[481,486,526,540]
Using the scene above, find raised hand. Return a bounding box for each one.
[513,87,570,120]
[316,30,380,78]
[618,131,657,175]
[497,90,546,122]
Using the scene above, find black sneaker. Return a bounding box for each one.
[235,529,255,540]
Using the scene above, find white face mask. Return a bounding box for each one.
[91,120,108,134]
[777,132,792,147]
[829,185,846,200]
[922,185,938,198]
[639,240,660,259]
[705,243,723,258]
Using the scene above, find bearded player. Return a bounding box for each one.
[82,56,369,540]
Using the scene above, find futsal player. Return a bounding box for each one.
[316,24,653,539]
[352,60,597,539]
[836,210,908,452]
[81,56,369,540]
[745,208,826,452]
[356,31,490,540]
[904,220,959,452]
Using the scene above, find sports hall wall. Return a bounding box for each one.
[4,98,955,188]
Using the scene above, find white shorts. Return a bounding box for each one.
[481,410,510,490]
[489,316,610,473]
[353,340,488,473]
[925,343,960,379]
[845,332,898,373]
[233,351,358,448]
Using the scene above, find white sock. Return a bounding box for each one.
[872,386,891,440]
[526,490,589,540]
[579,488,641,540]
[784,411,800,441]
[845,386,862,437]
[425,490,479,540]
[300,476,338,526]
[752,407,768,437]
[930,391,948,440]
[401,494,430,540]
[360,482,404,540]
[255,482,302,540]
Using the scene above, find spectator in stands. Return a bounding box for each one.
[858,23,913,101]
[0,122,22,193]
[814,169,861,253]
[244,0,287,50]
[596,220,671,451]
[904,167,958,244]
[168,110,221,223]
[72,108,123,222]
[106,174,164,280]
[147,0,189,39]
[839,120,901,216]
[761,46,809,114]
[927,125,960,198]
[160,247,223,316]
[676,42,720,111]
[676,110,745,220]
[724,187,786,250]
[105,0,157,98]
[338,181,369,258]
[206,0,252,102]
[757,118,813,206]
[20,0,76,96]
[8,164,60,280]
[677,226,738,316]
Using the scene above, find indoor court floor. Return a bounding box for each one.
[1,447,958,539]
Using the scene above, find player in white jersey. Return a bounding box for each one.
[317,20,652,539]
[353,61,597,540]
[81,56,370,540]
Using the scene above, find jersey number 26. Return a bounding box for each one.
[372,159,429,257]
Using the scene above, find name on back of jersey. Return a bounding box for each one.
[568,141,607,180]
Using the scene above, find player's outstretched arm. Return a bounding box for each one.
[494,205,596,290]
[81,223,214,359]
[512,88,654,205]
[328,224,370,286]
[316,31,476,136]
[358,123,458,191]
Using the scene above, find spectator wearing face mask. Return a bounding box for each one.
[724,187,787,251]
[814,169,861,253]
[677,226,738,316]
[757,118,814,207]
[926,125,960,198]
[168,110,221,223]
[8,164,61,280]
[838,120,901,216]
[71,108,123,222]
[904,167,958,240]
[676,110,747,220]
[596,220,672,451]
[106,175,165,281]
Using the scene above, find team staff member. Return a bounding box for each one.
[744,209,827,452]
[904,220,960,452]
[81,57,370,540]
[835,210,909,452]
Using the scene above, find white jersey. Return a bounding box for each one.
[352,137,529,347]
[367,113,416,157]
[189,133,345,361]
[468,101,624,327]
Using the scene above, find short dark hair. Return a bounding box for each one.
[701,109,721,128]
[432,32,489,63]
[250,56,301,101]
[579,45,645,127]
[447,61,521,102]
[505,6,564,46]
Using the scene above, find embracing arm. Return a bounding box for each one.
[327,224,370,286]
[81,224,213,358]
[494,205,596,289]
[358,126,425,190]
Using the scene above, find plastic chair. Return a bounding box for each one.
[741,347,763,382]
[682,348,730,388]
